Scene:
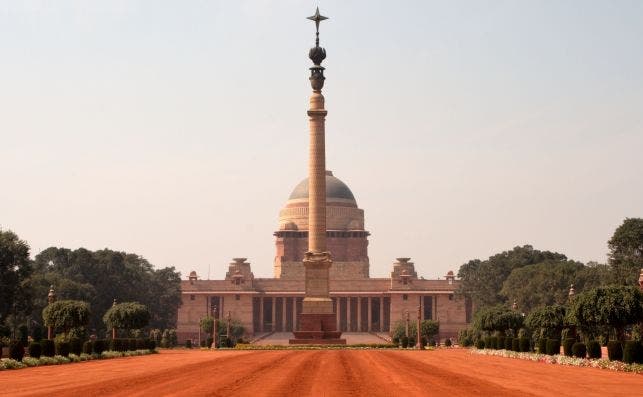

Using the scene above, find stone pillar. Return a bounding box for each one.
[379,296,384,332]
[356,297,361,332]
[347,298,352,331]
[367,297,372,332]
[259,297,264,332]
[336,298,340,331]
[272,298,276,332]
[282,297,287,332]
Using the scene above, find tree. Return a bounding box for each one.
[524,305,566,339]
[42,300,91,335]
[0,229,32,325]
[567,286,643,340]
[500,260,591,312]
[473,305,523,336]
[608,218,643,285]
[458,245,567,308]
[103,302,150,333]
[200,316,215,335]
[420,320,439,341]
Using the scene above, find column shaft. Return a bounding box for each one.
[367,297,372,332]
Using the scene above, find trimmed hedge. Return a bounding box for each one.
[444,338,452,347]
[41,339,55,357]
[607,341,623,361]
[504,337,513,350]
[476,339,485,349]
[94,339,108,354]
[185,339,192,349]
[83,341,93,355]
[587,340,601,359]
[497,336,505,350]
[9,341,25,361]
[401,336,409,348]
[571,342,586,358]
[546,339,560,356]
[537,339,547,354]
[55,341,71,357]
[146,339,156,350]
[512,338,519,352]
[408,337,416,348]
[28,342,42,359]
[563,338,575,357]
[136,339,147,350]
[519,338,530,353]
[70,338,83,356]
[623,341,642,364]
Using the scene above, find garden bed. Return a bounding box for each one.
[0,349,156,371]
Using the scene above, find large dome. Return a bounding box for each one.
[288,171,356,202]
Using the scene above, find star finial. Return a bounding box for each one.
[307,7,328,33]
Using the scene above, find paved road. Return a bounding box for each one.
[2,349,641,396]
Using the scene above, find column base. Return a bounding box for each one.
[289,313,345,345]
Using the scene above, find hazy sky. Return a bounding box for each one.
[1,1,642,280]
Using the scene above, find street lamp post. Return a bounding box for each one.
[111,298,118,340]
[47,285,56,339]
[405,310,410,338]
[226,311,231,341]
[211,306,218,349]
[416,305,423,350]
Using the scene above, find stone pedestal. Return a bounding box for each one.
[290,252,345,344]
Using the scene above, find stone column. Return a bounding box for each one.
[282,297,287,332]
[347,298,352,331]
[379,296,384,332]
[259,297,264,332]
[367,297,372,332]
[336,298,340,331]
[356,297,361,332]
[271,298,276,332]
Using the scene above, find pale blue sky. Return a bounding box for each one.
[1,1,642,279]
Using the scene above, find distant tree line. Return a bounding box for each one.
[0,229,181,339]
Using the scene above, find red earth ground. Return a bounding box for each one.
[2,348,641,396]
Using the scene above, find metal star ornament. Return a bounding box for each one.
[307,7,328,33]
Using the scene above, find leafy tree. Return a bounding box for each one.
[458,245,567,308]
[0,229,32,324]
[608,218,643,285]
[524,304,566,339]
[103,302,150,333]
[567,286,643,340]
[42,300,91,335]
[473,305,523,336]
[200,316,215,335]
[420,320,439,341]
[501,260,596,312]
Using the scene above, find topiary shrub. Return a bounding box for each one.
[55,341,70,357]
[429,339,437,347]
[206,337,213,348]
[94,339,107,354]
[546,339,560,355]
[444,338,452,347]
[145,339,156,350]
[587,340,601,359]
[28,342,42,358]
[82,341,93,355]
[512,338,519,352]
[408,337,416,348]
[519,338,530,352]
[497,336,505,350]
[623,341,643,364]
[70,338,82,356]
[185,339,192,349]
[563,338,575,357]
[607,341,623,361]
[571,342,586,358]
[475,339,485,349]
[41,339,55,357]
[9,341,25,361]
[537,339,547,354]
[504,337,513,350]
[401,336,409,348]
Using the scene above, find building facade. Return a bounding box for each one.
[177,173,472,342]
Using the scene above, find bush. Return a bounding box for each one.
[475,339,485,349]
[537,339,547,354]
[587,340,601,359]
[408,337,416,348]
[546,339,560,355]
[607,341,623,361]
[401,336,409,348]
[444,338,452,347]
[10,341,25,361]
[429,339,437,347]
[206,337,213,348]
[489,336,498,349]
[623,341,643,364]
[420,336,427,348]
[185,339,192,349]
[146,339,156,350]
[70,338,83,356]
[55,341,71,357]
[128,338,137,351]
[512,338,519,352]
[136,339,146,350]
[504,337,513,350]
[519,338,530,352]
[83,341,93,355]
[497,336,505,350]
[28,342,42,359]
[41,339,55,357]
[94,339,108,354]
[571,342,586,358]
[563,338,575,357]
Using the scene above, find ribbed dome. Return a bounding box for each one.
[288,171,356,202]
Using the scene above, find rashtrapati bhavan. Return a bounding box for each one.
[176,10,472,343]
